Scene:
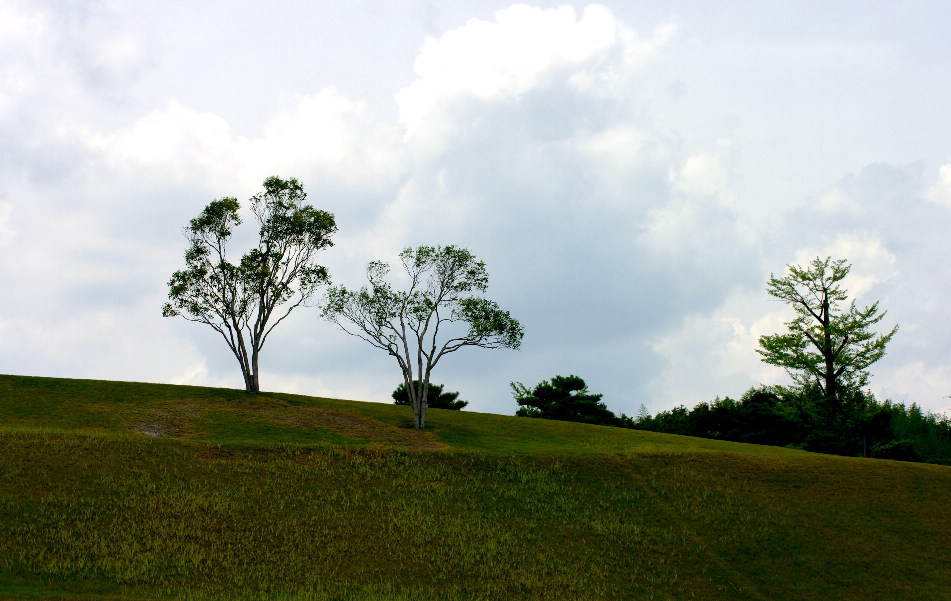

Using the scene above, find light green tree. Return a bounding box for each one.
[757,256,898,413]
[323,245,523,428]
[163,177,337,393]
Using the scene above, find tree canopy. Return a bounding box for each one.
[163,176,336,393]
[757,256,897,441]
[757,257,898,452]
[632,386,951,464]
[512,375,617,426]
[323,245,522,428]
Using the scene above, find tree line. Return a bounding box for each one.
[511,374,951,464]
[510,258,950,465]
[632,388,951,464]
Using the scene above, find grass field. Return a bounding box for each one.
[1,374,950,600]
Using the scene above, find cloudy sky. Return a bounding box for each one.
[3,0,950,418]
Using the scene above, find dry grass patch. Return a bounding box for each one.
[251,405,446,450]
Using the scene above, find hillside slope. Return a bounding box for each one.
[1,374,950,601]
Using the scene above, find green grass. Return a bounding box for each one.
[1,374,950,600]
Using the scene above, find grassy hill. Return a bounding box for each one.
[1,374,949,601]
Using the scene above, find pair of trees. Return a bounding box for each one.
[164,177,522,428]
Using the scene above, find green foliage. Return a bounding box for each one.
[512,375,618,426]
[645,390,800,447]
[633,384,951,465]
[757,256,898,407]
[163,177,336,393]
[324,245,522,428]
[756,256,898,456]
[2,375,951,601]
[392,381,468,410]
[873,401,951,464]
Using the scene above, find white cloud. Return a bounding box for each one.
[816,186,863,215]
[396,4,676,154]
[86,89,405,204]
[100,99,233,184]
[0,0,153,125]
[647,292,789,410]
[675,152,731,198]
[402,5,617,111]
[925,163,951,207]
[236,90,405,192]
[0,202,13,246]
[880,362,951,414]
[575,124,677,207]
[792,233,898,299]
[0,1,52,111]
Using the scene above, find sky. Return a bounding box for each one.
[2,0,951,418]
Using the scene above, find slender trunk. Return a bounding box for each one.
[233,347,256,393]
[824,356,837,410]
[231,327,259,394]
[417,379,430,429]
[821,293,838,415]
[238,362,256,393]
[248,345,261,393]
[411,378,427,429]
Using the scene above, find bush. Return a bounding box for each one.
[392,381,468,410]
[873,439,922,462]
[512,375,618,426]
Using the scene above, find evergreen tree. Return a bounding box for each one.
[512,375,617,426]
[392,381,468,410]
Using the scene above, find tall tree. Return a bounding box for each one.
[757,257,897,422]
[163,177,337,393]
[323,245,523,428]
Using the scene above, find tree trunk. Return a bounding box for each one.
[821,293,838,410]
[239,365,259,393]
[407,377,428,429]
[235,355,256,393]
[229,329,259,393]
[414,403,425,429]
[413,381,427,429]
[248,346,260,393]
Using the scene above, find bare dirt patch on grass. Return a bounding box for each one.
[125,401,203,438]
[257,406,446,450]
[122,395,443,450]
